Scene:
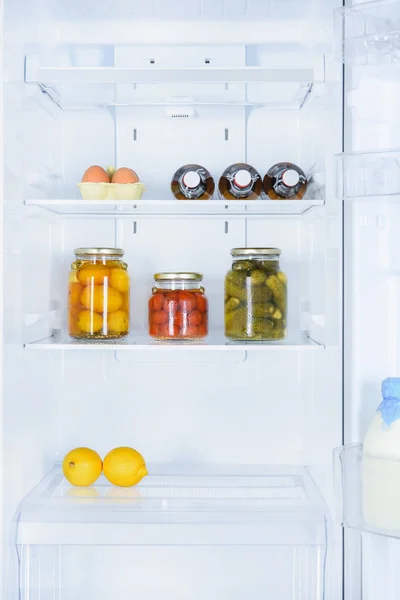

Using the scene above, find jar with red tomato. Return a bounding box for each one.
[149,273,208,340]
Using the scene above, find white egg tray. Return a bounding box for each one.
[78,182,146,201]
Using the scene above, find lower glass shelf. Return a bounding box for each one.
[336,443,400,539]
[16,464,328,546]
[24,331,323,352]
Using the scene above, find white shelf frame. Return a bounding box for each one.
[25,61,316,86]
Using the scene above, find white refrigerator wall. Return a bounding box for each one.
[2,0,344,598]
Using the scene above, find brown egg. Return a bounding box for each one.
[111,168,139,184]
[81,166,110,183]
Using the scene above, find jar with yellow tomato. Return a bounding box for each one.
[68,248,130,339]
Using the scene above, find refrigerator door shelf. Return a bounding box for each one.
[335,443,400,540]
[336,2,400,66]
[16,463,329,546]
[336,149,400,199]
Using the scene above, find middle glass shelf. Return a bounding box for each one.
[25,198,324,217]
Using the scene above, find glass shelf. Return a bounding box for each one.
[335,443,400,539]
[25,50,325,110]
[24,331,323,352]
[336,1,400,65]
[25,198,325,217]
[16,463,328,546]
[336,149,400,199]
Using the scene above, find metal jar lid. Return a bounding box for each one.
[74,248,124,256]
[154,272,203,281]
[231,248,281,256]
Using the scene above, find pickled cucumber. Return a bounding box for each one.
[225,297,241,312]
[225,257,287,341]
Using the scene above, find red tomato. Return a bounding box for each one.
[149,293,164,311]
[174,310,188,328]
[181,325,198,338]
[188,309,203,326]
[164,298,180,316]
[159,323,180,338]
[149,323,160,337]
[197,323,208,338]
[195,293,207,313]
[151,310,169,325]
[178,291,197,312]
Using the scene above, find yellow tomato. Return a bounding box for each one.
[62,448,103,486]
[109,268,129,293]
[121,292,130,313]
[69,282,83,307]
[80,285,123,314]
[77,264,110,286]
[69,307,82,336]
[77,309,103,333]
[107,310,129,334]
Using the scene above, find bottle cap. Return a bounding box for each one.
[382,378,400,400]
[183,171,201,189]
[234,169,252,189]
[282,169,300,187]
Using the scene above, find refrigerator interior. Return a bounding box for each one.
[1,0,345,599]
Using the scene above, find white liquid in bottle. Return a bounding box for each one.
[363,378,400,533]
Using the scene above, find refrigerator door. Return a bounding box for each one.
[339,1,400,598]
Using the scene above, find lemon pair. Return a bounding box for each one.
[62,446,148,488]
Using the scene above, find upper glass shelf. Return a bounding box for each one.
[24,49,325,111]
[336,1,400,65]
[16,463,328,546]
[25,198,325,217]
[337,149,400,199]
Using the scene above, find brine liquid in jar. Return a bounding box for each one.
[218,163,262,200]
[225,248,287,341]
[68,248,130,340]
[263,162,308,200]
[149,273,208,340]
[171,165,215,200]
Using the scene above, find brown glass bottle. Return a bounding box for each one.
[171,164,215,200]
[263,162,308,200]
[219,163,262,200]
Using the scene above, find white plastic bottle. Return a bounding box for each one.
[363,377,400,533]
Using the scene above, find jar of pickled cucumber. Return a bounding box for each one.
[225,248,287,341]
[149,273,208,340]
[68,248,130,340]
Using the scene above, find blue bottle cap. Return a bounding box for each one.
[379,378,400,426]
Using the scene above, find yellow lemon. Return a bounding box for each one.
[103,447,148,487]
[80,285,123,313]
[77,264,110,286]
[62,448,103,486]
[107,310,129,334]
[109,268,130,293]
[77,309,103,333]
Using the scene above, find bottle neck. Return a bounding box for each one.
[233,254,280,263]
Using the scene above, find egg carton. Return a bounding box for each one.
[78,182,146,201]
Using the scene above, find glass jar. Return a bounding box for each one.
[225,248,287,341]
[149,273,208,340]
[68,248,130,340]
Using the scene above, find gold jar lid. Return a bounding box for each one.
[154,272,203,281]
[231,247,281,256]
[74,248,124,256]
